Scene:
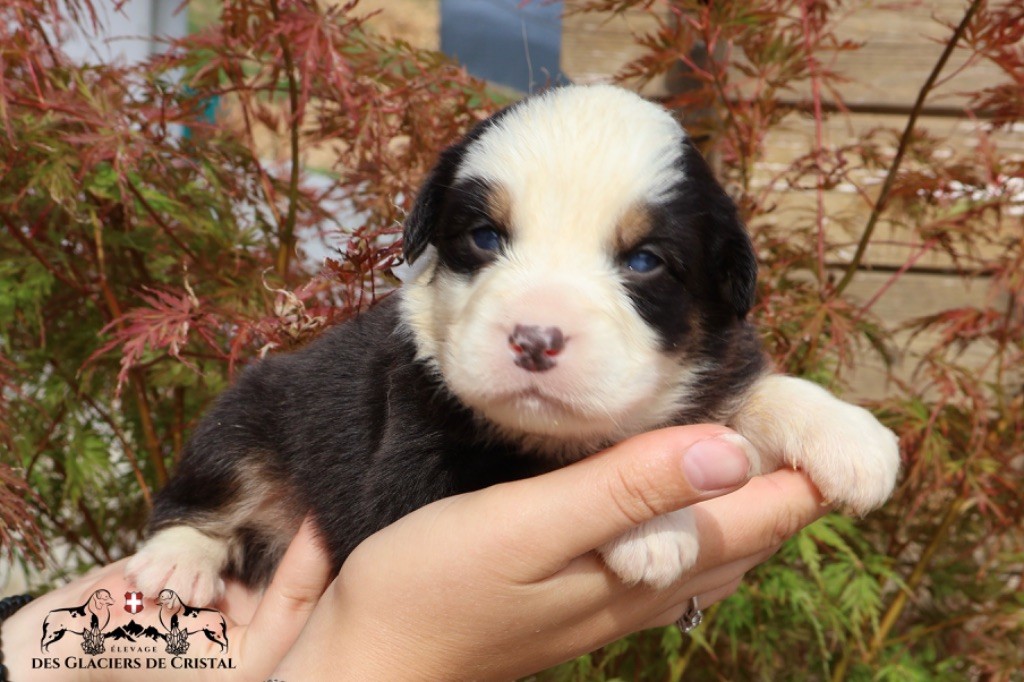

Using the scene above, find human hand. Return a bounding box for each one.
[0,517,333,681]
[4,424,828,681]
[273,424,828,681]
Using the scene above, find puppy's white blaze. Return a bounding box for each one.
[457,85,687,229]
[454,86,688,276]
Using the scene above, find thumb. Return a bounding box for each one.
[485,425,757,578]
[240,516,334,676]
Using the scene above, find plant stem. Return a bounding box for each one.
[801,0,828,287]
[833,0,983,296]
[125,180,201,263]
[2,215,86,293]
[830,496,966,681]
[30,498,109,567]
[131,370,168,487]
[270,0,302,281]
[88,220,168,487]
[868,497,965,658]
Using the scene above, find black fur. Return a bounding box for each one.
[434,177,509,275]
[403,103,522,265]
[151,296,553,584]
[680,138,759,320]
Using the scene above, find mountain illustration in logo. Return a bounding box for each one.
[101,620,168,643]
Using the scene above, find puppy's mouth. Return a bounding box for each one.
[500,387,583,416]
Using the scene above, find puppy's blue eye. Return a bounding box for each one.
[625,249,663,273]
[471,227,502,252]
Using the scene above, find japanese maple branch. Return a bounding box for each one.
[833,0,983,296]
[870,495,966,654]
[801,0,828,286]
[270,0,302,280]
[29,497,110,567]
[87,219,168,486]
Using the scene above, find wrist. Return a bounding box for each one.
[1,596,37,682]
[272,579,458,681]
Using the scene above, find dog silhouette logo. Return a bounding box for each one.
[156,589,229,655]
[40,589,116,655]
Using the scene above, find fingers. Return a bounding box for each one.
[241,516,334,676]
[497,469,821,624]
[690,468,827,574]
[642,577,745,630]
[484,425,757,579]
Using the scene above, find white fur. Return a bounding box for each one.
[596,376,900,590]
[126,526,229,607]
[456,85,687,227]
[730,375,901,515]
[599,508,701,589]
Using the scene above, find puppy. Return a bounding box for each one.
[126,85,900,604]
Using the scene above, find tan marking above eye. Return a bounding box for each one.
[615,203,653,253]
[485,184,513,230]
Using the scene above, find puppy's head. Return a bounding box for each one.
[400,85,756,450]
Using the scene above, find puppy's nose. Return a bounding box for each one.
[509,324,566,372]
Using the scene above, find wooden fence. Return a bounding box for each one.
[563,0,1021,399]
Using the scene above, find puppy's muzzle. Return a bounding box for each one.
[509,324,566,372]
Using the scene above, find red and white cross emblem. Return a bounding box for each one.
[124,591,144,614]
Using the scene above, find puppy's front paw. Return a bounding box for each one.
[799,400,900,515]
[734,375,901,517]
[598,509,699,589]
[125,526,228,607]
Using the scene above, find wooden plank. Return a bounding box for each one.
[830,269,1008,399]
[742,0,1009,110]
[560,6,670,96]
[561,0,1015,111]
[748,111,1024,270]
[753,190,1020,271]
[357,0,441,51]
[757,111,1024,167]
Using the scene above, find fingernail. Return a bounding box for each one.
[682,435,753,492]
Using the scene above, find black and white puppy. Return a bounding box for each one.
[126,85,900,604]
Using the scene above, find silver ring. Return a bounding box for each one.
[675,596,703,633]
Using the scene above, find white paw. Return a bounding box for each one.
[733,375,901,517]
[125,526,228,606]
[797,401,900,515]
[598,509,699,589]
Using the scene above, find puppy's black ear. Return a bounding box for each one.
[403,103,522,264]
[683,139,758,319]
[403,142,468,264]
[713,216,758,319]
